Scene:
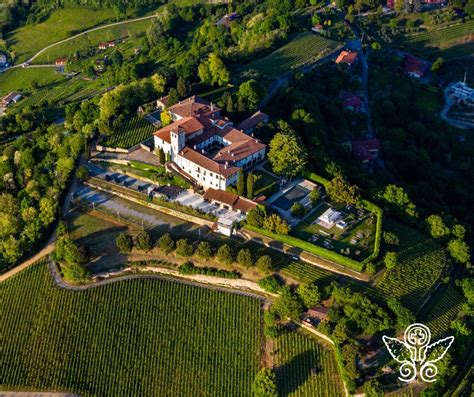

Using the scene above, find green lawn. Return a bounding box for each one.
[242,32,343,77]
[252,170,279,198]
[0,262,262,396]
[6,8,119,63]
[34,18,154,64]
[0,67,66,96]
[274,328,345,396]
[102,115,156,149]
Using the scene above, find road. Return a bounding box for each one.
[10,14,158,68]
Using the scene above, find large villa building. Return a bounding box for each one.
[154,96,267,190]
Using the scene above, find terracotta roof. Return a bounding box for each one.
[55,58,68,65]
[306,306,329,320]
[168,95,220,118]
[154,117,204,143]
[403,55,429,77]
[339,90,364,111]
[213,138,266,163]
[236,111,269,132]
[203,188,257,213]
[179,147,240,178]
[335,51,358,65]
[352,139,381,161]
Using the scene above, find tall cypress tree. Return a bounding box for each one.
[246,171,254,199]
[237,170,245,196]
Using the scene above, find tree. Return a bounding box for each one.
[268,128,308,177]
[263,214,290,235]
[426,215,450,239]
[39,197,56,226]
[158,233,175,254]
[160,110,172,127]
[237,170,245,196]
[237,80,263,113]
[290,202,305,218]
[364,379,384,397]
[297,282,321,308]
[167,88,179,107]
[246,171,254,199]
[176,239,194,257]
[198,53,229,86]
[116,233,133,253]
[256,255,273,273]
[258,275,285,293]
[387,298,415,331]
[273,287,303,320]
[136,231,152,251]
[195,241,213,259]
[332,322,350,344]
[452,224,466,240]
[217,244,233,265]
[327,177,360,206]
[384,251,398,270]
[380,185,418,218]
[247,207,266,228]
[226,95,235,113]
[76,165,88,180]
[431,57,444,73]
[237,248,254,267]
[252,368,278,397]
[447,239,470,265]
[309,188,320,207]
[151,73,166,94]
[176,77,188,98]
[157,147,166,164]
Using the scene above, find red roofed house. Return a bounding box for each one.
[203,188,257,214]
[403,55,430,78]
[55,58,68,67]
[236,110,269,134]
[339,90,366,113]
[154,95,267,190]
[352,138,381,164]
[306,306,329,322]
[98,41,116,50]
[335,50,358,66]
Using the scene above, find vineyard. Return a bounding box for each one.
[418,284,465,338]
[0,262,262,396]
[398,19,474,60]
[102,116,155,149]
[274,328,345,396]
[243,32,342,77]
[375,221,448,311]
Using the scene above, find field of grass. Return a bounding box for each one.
[375,220,448,311]
[418,284,465,338]
[253,170,279,198]
[34,18,154,64]
[397,19,474,60]
[6,8,120,63]
[0,67,66,96]
[102,115,155,149]
[242,32,342,77]
[0,262,262,396]
[274,328,345,396]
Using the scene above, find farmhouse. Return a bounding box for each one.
[351,138,381,164]
[306,306,329,322]
[339,90,365,113]
[317,208,341,229]
[236,111,270,134]
[98,41,116,50]
[1,92,22,108]
[216,12,240,29]
[154,95,267,190]
[335,50,358,66]
[203,188,257,214]
[403,55,430,78]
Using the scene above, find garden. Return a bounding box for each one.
[252,170,279,198]
[0,261,262,396]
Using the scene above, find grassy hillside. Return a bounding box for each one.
[0,262,262,396]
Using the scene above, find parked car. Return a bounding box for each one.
[291,255,300,261]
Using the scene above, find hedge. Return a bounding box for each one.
[178,262,241,279]
[244,224,365,272]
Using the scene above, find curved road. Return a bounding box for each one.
[12,14,157,68]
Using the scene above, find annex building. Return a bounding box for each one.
[154,96,267,190]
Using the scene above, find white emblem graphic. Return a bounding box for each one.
[382,323,454,383]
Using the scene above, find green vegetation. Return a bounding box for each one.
[274,328,345,396]
[101,115,155,149]
[242,32,342,77]
[253,170,279,198]
[376,221,448,311]
[0,68,66,95]
[0,262,261,395]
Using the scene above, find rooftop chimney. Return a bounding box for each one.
[194,145,197,150]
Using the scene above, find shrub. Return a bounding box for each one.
[383,231,399,246]
[258,275,284,294]
[256,255,273,273]
[252,368,278,397]
[290,202,306,218]
[176,239,194,257]
[116,233,133,253]
[237,248,254,267]
[426,214,450,239]
[76,165,89,180]
[246,207,266,228]
[135,231,152,251]
[195,241,213,259]
[447,239,470,265]
[177,261,240,279]
[309,188,320,207]
[384,251,398,270]
[158,233,175,254]
[216,244,233,265]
